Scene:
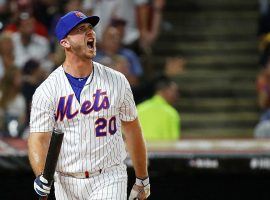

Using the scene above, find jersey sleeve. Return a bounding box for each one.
[119,76,137,121]
[30,87,55,133]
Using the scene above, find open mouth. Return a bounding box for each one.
[87,39,94,49]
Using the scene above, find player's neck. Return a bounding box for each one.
[63,57,93,78]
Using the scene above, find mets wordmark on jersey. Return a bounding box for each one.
[30,62,137,173]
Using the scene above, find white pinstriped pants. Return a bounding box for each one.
[54,164,127,200]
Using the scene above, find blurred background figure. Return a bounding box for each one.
[257,0,270,67]
[83,0,164,55]
[254,60,270,137]
[95,25,143,88]
[5,11,48,37]
[258,0,270,37]
[0,67,26,138]
[137,75,181,141]
[97,54,139,88]
[256,60,270,118]
[82,0,120,44]
[254,120,270,138]
[9,12,53,72]
[0,0,10,31]
[137,0,165,54]
[0,32,14,80]
[83,0,149,48]
[31,0,58,34]
[164,56,186,78]
[133,55,186,104]
[21,59,45,126]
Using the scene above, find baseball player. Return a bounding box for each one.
[28,11,150,200]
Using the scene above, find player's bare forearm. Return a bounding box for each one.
[122,118,148,178]
[28,132,51,176]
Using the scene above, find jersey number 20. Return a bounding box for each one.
[95,116,117,137]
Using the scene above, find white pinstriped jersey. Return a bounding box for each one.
[30,62,137,173]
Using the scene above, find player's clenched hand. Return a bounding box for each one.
[34,174,51,196]
[129,177,150,200]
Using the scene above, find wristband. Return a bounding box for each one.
[136,177,150,186]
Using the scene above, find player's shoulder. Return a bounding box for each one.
[94,61,126,80]
[34,66,63,95]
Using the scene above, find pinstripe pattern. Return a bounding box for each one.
[30,62,136,199]
[54,164,127,200]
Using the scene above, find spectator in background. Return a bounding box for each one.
[0,67,26,137]
[138,0,165,54]
[83,0,164,53]
[258,0,270,38]
[10,12,53,71]
[5,11,48,37]
[257,61,270,111]
[110,19,144,77]
[0,32,14,80]
[6,0,48,37]
[32,0,59,33]
[82,0,119,42]
[8,0,32,24]
[254,120,270,138]
[97,54,138,86]
[134,55,186,104]
[137,75,180,141]
[95,25,143,87]
[254,61,270,137]
[164,56,186,77]
[0,0,10,29]
[257,0,270,66]
[84,0,165,76]
[21,59,45,124]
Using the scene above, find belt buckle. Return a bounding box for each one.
[85,171,90,178]
[84,169,102,178]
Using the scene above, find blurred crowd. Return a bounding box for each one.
[0,0,183,141]
[255,0,270,137]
